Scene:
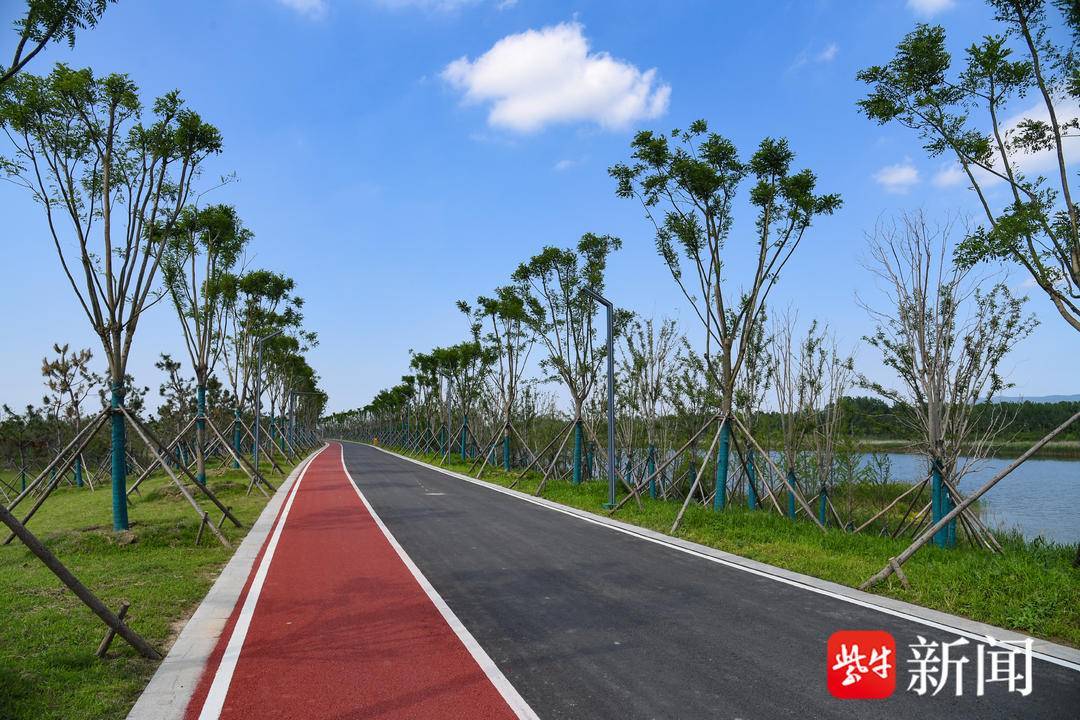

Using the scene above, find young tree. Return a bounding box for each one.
[41,343,99,486]
[513,233,624,484]
[861,213,1037,548]
[0,65,222,529]
[221,269,303,463]
[619,317,680,497]
[611,120,841,508]
[458,283,534,470]
[858,2,1080,331]
[433,341,495,461]
[155,353,193,463]
[161,204,251,484]
[1,0,113,86]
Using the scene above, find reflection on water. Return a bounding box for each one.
[876,453,1079,544]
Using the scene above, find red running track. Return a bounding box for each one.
[183,443,523,720]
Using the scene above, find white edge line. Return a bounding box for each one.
[360,442,1080,674]
[196,445,324,720]
[338,443,541,720]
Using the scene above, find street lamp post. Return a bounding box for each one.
[583,287,616,509]
[254,329,283,473]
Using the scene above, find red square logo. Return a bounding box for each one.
[827,630,896,699]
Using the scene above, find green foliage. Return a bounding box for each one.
[1,1,115,86]
[0,64,223,382]
[857,1,1080,331]
[610,120,840,409]
[161,204,252,381]
[513,233,626,414]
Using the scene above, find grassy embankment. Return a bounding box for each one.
[390,445,1080,648]
[0,456,300,720]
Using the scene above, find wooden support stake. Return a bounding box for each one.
[0,502,160,660]
[95,601,130,658]
[860,410,1080,591]
[670,421,724,534]
[125,409,244,529]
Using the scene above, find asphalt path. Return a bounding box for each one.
[342,441,1080,720]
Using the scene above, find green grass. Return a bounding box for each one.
[393,446,1080,648]
[0,456,299,720]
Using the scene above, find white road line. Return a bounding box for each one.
[196,446,323,720]
[338,443,541,720]
[363,443,1080,674]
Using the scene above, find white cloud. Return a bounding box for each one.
[277,0,327,18]
[907,0,955,16]
[816,43,839,63]
[554,158,584,171]
[995,98,1080,181]
[873,159,920,193]
[932,162,966,188]
[441,21,671,133]
[790,42,839,71]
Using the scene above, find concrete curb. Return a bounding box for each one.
[127,447,324,720]
[358,441,1080,671]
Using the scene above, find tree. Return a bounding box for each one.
[0,65,222,530]
[40,343,99,486]
[162,204,251,484]
[860,213,1037,548]
[611,120,840,508]
[857,2,1080,331]
[619,317,680,497]
[221,269,303,463]
[1,0,113,86]
[432,341,495,461]
[513,233,625,484]
[459,283,534,471]
[155,353,193,461]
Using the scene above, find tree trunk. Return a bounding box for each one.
[713,418,731,510]
[109,382,129,531]
[232,407,242,469]
[195,384,207,485]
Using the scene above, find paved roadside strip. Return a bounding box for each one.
[175,443,532,720]
[365,442,1080,671]
[128,447,322,720]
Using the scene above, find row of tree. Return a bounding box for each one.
[329,0,1078,558]
[0,1,325,529]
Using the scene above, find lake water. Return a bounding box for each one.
[877,453,1079,545]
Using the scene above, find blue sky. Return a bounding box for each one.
[1,0,1077,414]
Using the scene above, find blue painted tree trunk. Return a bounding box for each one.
[746,449,759,510]
[819,486,828,527]
[713,419,730,511]
[503,432,511,471]
[786,469,798,520]
[74,455,83,488]
[196,384,207,485]
[931,458,945,548]
[647,445,657,499]
[110,384,129,531]
[586,443,595,481]
[460,415,468,461]
[233,408,242,469]
[278,417,285,453]
[572,420,583,485]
